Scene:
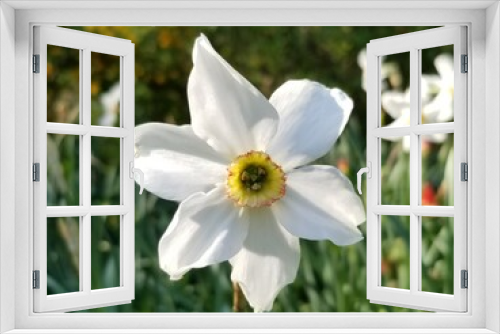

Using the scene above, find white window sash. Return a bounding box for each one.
[32,26,135,313]
[366,26,468,312]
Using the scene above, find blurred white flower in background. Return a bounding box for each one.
[380,54,453,150]
[420,54,454,123]
[99,82,120,126]
[357,49,402,91]
[135,34,366,312]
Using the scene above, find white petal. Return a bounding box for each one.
[272,165,365,245]
[188,34,279,159]
[158,186,249,279]
[381,90,409,120]
[230,208,300,312]
[135,123,228,202]
[266,80,353,171]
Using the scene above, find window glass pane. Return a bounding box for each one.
[47,134,80,206]
[47,217,80,295]
[420,45,454,124]
[380,51,409,127]
[381,215,410,290]
[91,216,121,290]
[91,137,121,205]
[421,216,454,294]
[47,45,80,124]
[381,137,410,205]
[421,133,454,206]
[91,52,121,127]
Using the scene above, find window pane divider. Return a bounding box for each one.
[373,122,455,138]
[409,48,419,295]
[90,126,128,138]
[47,206,88,217]
[47,122,128,138]
[413,123,455,135]
[373,205,455,217]
[47,123,87,135]
[412,206,455,217]
[373,205,411,215]
[82,47,92,295]
[90,205,129,216]
[46,205,129,217]
[373,126,412,137]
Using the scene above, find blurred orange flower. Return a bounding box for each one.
[337,157,350,174]
[422,182,438,206]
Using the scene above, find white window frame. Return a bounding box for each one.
[0,1,499,333]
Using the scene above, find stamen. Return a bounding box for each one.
[226,151,286,208]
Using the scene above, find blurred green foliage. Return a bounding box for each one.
[45,26,454,313]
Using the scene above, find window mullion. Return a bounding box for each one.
[46,205,128,217]
[82,48,92,294]
[119,55,125,287]
[78,48,84,293]
[122,50,135,293]
[373,123,455,138]
[409,48,420,294]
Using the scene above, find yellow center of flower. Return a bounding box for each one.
[226,150,286,208]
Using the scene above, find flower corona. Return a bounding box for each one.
[226,150,286,208]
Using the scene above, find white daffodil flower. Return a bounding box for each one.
[134,34,365,312]
[381,54,453,150]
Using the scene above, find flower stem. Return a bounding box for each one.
[232,282,242,312]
